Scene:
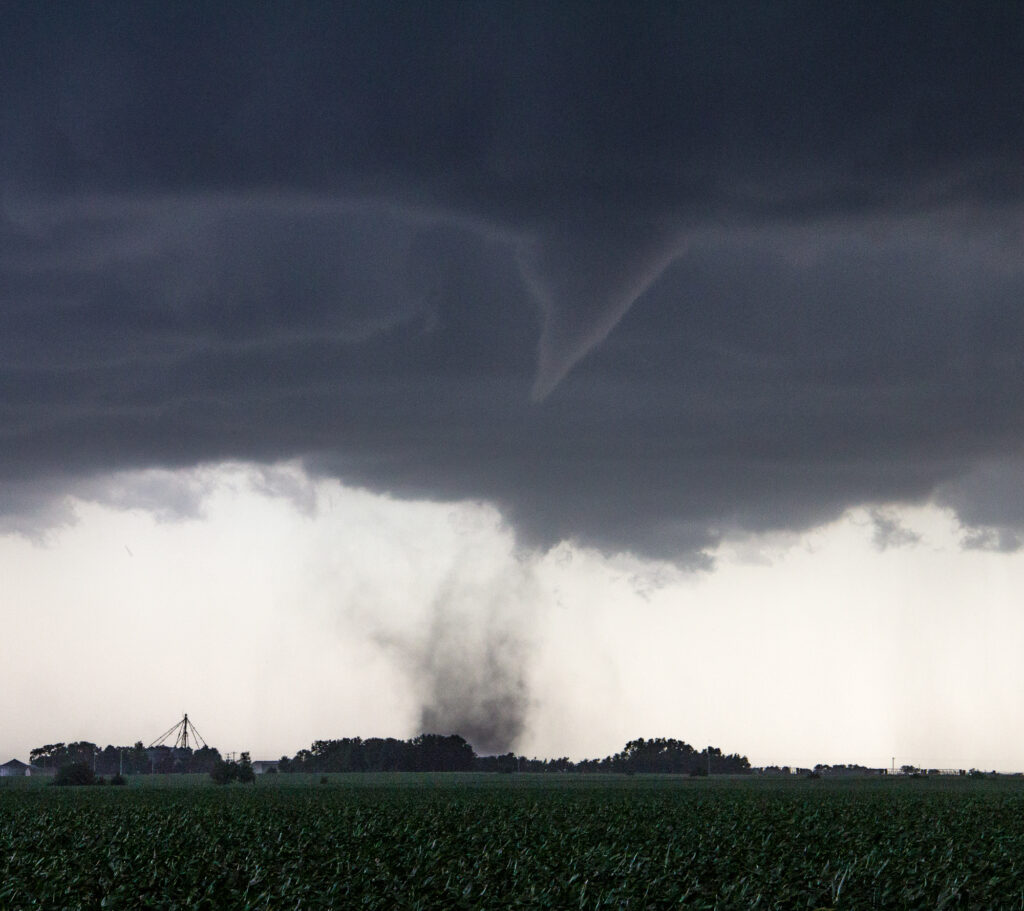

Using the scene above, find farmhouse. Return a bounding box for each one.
[1,758,30,777]
[1,759,54,777]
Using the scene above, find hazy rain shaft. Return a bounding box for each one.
[369,557,539,756]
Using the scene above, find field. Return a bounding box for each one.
[3,774,1024,909]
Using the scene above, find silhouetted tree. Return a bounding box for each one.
[275,734,751,776]
[54,763,96,786]
[189,746,222,774]
[31,742,99,770]
[210,757,235,785]
[237,752,255,783]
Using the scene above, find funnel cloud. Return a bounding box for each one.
[519,219,686,398]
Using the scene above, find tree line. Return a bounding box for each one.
[28,735,751,776]
[278,735,751,775]
[281,734,476,773]
[30,742,223,775]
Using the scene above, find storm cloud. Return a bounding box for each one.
[3,2,1024,560]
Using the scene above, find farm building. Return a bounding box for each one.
[252,760,279,775]
[1,759,54,777]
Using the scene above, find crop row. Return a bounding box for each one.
[3,778,1024,909]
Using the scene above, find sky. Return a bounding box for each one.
[2,2,1024,769]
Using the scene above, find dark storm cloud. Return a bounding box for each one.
[936,461,1024,553]
[3,2,1024,558]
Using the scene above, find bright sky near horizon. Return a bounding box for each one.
[4,5,1024,773]
[4,461,1023,771]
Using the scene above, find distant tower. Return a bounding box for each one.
[149,713,208,750]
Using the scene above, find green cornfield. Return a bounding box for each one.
[3,774,1024,909]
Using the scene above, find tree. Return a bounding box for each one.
[210,758,236,785]
[54,763,96,786]
[189,746,222,774]
[410,734,475,771]
[97,745,121,777]
[30,743,66,769]
[152,748,176,775]
[128,742,150,775]
[210,753,255,784]
[237,752,255,783]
